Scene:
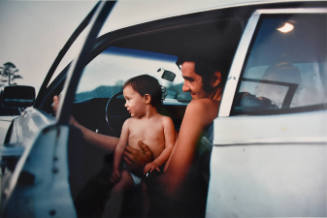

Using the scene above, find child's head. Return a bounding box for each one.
[123,74,163,109]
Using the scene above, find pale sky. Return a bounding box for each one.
[0,0,96,93]
[0,0,258,94]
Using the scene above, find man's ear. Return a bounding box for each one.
[211,71,222,87]
[144,94,152,104]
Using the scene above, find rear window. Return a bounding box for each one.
[232,13,327,115]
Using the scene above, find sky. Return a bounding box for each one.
[0,0,253,94]
[0,0,96,93]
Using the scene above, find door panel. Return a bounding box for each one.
[207,142,327,217]
[2,125,75,218]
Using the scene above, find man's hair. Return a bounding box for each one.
[176,56,227,94]
[123,74,163,108]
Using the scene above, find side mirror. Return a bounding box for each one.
[2,85,35,108]
[157,68,176,82]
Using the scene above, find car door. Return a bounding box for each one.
[207,8,327,217]
[0,2,117,217]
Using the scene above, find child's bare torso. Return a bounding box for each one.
[127,115,166,158]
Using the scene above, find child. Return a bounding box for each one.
[106,74,176,218]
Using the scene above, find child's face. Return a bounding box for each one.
[123,85,147,117]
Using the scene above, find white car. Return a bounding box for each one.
[1,1,327,217]
[0,116,14,142]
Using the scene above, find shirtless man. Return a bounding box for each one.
[147,57,226,218]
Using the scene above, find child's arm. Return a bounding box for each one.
[144,117,176,174]
[53,95,119,151]
[111,119,130,182]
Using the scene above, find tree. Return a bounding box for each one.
[0,62,23,87]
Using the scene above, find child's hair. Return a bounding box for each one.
[123,74,163,108]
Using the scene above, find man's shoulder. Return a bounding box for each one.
[185,99,218,123]
[186,98,212,112]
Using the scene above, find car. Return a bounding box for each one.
[1,1,327,217]
[0,85,35,141]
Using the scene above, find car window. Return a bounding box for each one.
[75,46,191,103]
[231,13,327,115]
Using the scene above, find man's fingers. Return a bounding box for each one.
[123,156,133,165]
[138,141,154,159]
[144,146,153,156]
[125,145,138,154]
[123,153,134,164]
[138,141,147,152]
[124,148,134,158]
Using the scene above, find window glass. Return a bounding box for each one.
[232,13,327,115]
[76,46,190,103]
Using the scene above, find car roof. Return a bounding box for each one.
[99,0,322,35]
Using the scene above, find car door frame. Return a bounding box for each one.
[0,2,117,216]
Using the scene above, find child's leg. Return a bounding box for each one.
[102,170,133,218]
[141,182,150,218]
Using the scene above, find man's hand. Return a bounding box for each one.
[123,141,153,174]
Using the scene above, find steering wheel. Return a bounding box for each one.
[232,92,278,115]
[105,91,130,137]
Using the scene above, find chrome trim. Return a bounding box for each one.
[219,11,260,117]
[256,8,327,14]
[214,138,327,146]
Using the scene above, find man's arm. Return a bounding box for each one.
[163,100,211,194]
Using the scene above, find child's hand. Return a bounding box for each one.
[110,169,121,183]
[144,162,160,174]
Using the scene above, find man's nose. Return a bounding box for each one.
[182,83,189,92]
